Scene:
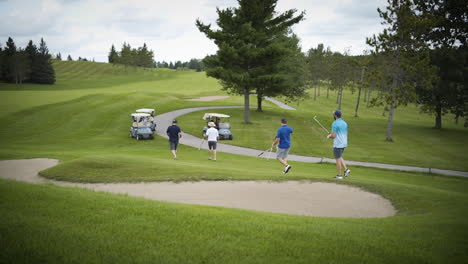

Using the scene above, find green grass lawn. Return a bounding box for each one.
[177,104,468,171]
[1,61,468,263]
[1,169,468,264]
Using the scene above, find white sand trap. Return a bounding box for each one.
[0,159,396,218]
[185,96,230,101]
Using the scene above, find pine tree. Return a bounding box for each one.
[414,0,468,129]
[56,53,62,60]
[0,46,3,81]
[367,0,436,141]
[67,54,72,61]
[30,38,55,84]
[2,37,17,82]
[108,44,118,63]
[11,48,29,85]
[196,0,304,122]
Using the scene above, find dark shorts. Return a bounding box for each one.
[169,141,179,150]
[333,148,345,159]
[208,141,217,150]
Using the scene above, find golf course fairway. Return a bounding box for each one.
[1,61,467,264]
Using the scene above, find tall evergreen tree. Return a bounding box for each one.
[306,44,328,101]
[255,33,307,111]
[2,37,17,82]
[367,0,436,141]
[56,52,62,61]
[30,38,55,84]
[67,54,72,61]
[11,48,29,84]
[108,44,118,63]
[196,0,304,123]
[414,0,468,128]
[0,46,3,81]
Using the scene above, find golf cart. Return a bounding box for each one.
[136,108,156,132]
[130,113,154,140]
[202,113,233,140]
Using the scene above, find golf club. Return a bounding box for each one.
[258,147,272,157]
[267,147,273,160]
[313,116,330,134]
[198,138,205,150]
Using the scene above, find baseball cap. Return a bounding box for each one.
[333,110,342,118]
[172,119,178,123]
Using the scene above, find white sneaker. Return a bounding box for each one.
[335,175,343,179]
[284,165,292,174]
[344,169,351,177]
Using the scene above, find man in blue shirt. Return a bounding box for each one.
[272,118,293,174]
[166,120,182,160]
[327,110,350,179]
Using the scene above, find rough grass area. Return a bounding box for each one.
[1,177,468,264]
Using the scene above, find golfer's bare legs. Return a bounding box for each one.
[340,158,347,171]
[213,150,217,160]
[277,158,288,167]
[336,158,342,176]
[171,150,177,159]
[336,157,348,175]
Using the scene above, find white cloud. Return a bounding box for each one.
[0,0,388,62]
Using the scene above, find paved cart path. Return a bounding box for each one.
[0,159,395,218]
[155,106,468,178]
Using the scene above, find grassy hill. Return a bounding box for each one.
[1,61,468,263]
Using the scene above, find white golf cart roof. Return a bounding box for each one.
[136,108,155,114]
[131,113,150,118]
[203,113,230,120]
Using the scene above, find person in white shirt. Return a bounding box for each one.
[204,122,219,161]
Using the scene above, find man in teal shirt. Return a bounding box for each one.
[327,110,351,179]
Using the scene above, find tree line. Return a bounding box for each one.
[0,37,55,84]
[198,0,467,141]
[108,43,154,68]
[108,43,205,72]
[154,59,204,72]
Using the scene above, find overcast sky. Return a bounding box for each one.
[0,0,387,63]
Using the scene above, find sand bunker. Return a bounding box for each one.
[185,96,230,101]
[0,159,395,218]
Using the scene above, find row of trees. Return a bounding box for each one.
[0,37,55,84]
[154,59,204,72]
[108,43,154,68]
[108,43,205,71]
[199,0,466,140]
[54,53,94,62]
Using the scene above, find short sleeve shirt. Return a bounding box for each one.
[331,119,348,148]
[276,125,293,149]
[166,125,181,143]
[206,127,219,142]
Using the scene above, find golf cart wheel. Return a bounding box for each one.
[230,136,233,140]
[150,135,154,140]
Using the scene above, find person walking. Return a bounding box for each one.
[272,118,293,174]
[205,122,219,161]
[327,110,351,179]
[166,119,182,160]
